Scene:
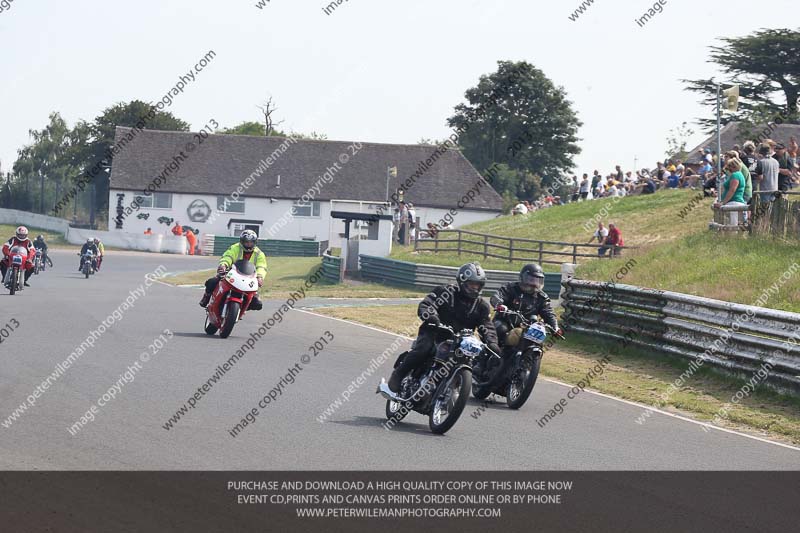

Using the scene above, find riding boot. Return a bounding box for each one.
[199,292,211,308]
[24,269,32,286]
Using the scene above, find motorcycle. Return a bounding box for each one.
[472,309,564,409]
[33,249,43,275]
[3,246,28,295]
[377,324,482,434]
[204,260,259,339]
[79,251,96,279]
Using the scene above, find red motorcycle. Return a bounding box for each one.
[3,246,29,295]
[204,260,259,339]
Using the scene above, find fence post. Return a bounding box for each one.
[457,231,462,257]
[434,232,439,253]
[414,225,419,251]
[509,239,514,262]
[538,242,543,265]
[483,235,488,259]
[572,244,577,264]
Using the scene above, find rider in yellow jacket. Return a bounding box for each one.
[199,230,266,309]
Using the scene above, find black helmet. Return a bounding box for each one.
[519,263,544,294]
[240,229,258,252]
[456,262,487,300]
[36,235,44,241]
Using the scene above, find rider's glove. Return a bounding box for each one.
[556,327,564,338]
[424,315,441,327]
[257,276,264,287]
[495,304,507,314]
[217,264,228,275]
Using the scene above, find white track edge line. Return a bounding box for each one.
[293,308,800,452]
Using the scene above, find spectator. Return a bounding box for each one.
[615,165,624,181]
[407,203,417,232]
[426,222,439,239]
[143,228,152,235]
[675,160,685,180]
[579,174,590,200]
[642,176,657,195]
[593,181,605,199]
[667,169,680,188]
[725,150,752,206]
[714,159,746,226]
[703,170,718,198]
[588,222,609,255]
[606,222,624,256]
[397,202,408,243]
[512,201,529,215]
[774,143,795,192]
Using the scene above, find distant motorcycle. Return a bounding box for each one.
[33,249,43,275]
[79,251,96,279]
[204,260,259,339]
[472,309,564,409]
[377,324,482,434]
[4,246,28,295]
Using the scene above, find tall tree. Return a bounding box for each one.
[683,29,800,131]
[447,60,582,199]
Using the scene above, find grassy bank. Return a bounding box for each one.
[313,303,800,445]
[0,224,69,247]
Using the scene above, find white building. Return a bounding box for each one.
[107,127,504,254]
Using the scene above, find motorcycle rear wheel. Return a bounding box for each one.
[506,352,542,410]
[429,368,471,435]
[219,301,240,339]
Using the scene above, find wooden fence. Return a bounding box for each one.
[414,228,632,265]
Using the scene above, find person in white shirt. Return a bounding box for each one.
[513,202,528,215]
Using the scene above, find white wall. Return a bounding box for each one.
[67,227,188,254]
[0,208,70,234]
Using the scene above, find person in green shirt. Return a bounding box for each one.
[714,159,746,226]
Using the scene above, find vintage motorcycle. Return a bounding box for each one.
[472,309,564,409]
[33,249,43,275]
[79,250,96,279]
[203,260,259,339]
[3,246,28,295]
[377,324,484,434]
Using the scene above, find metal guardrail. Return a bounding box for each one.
[321,253,342,284]
[561,279,800,395]
[359,255,562,300]
[210,236,323,257]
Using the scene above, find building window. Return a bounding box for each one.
[217,196,245,213]
[134,192,172,209]
[291,200,320,217]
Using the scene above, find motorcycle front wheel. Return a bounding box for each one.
[385,399,411,423]
[204,314,218,336]
[84,264,90,279]
[219,301,240,339]
[9,267,18,295]
[506,351,542,410]
[429,367,471,435]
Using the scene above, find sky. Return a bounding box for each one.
[0,0,795,180]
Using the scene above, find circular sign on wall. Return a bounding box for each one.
[187,199,212,223]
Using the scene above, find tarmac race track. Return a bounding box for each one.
[1,249,797,470]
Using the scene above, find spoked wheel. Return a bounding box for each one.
[429,368,471,435]
[84,264,90,278]
[219,301,240,339]
[34,261,40,275]
[506,352,542,410]
[9,267,18,295]
[204,314,218,335]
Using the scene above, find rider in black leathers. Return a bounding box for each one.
[33,235,53,267]
[388,262,500,393]
[490,263,560,347]
[79,239,99,271]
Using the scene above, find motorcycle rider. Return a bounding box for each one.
[1,226,36,287]
[79,238,99,272]
[490,263,560,347]
[33,235,53,268]
[93,238,105,270]
[387,262,500,393]
[198,229,265,311]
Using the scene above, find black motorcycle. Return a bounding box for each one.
[33,249,43,275]
[79,251,96,279]
[378,324,484,434]
[472,309,564,409]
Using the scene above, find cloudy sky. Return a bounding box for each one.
[0,0,794,180]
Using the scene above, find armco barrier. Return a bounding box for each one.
[321,253,342,284]
[67,227,187,254]
[211,236,322,257]
[561,278,800,395]
[359,255,562,300]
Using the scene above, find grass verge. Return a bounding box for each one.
[312,303,800,445]
[0,224,69,247]
[163,256,425,299]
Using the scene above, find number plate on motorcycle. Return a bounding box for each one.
[523,323,547,343]
[459,336,484,356]
[12,256,22,264]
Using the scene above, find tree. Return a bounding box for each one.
[683,29,800,131]
[220,121,269,136]
[447,61,582,199]
[665,122,695,162]
[79,100,189,223]
[256,97,285,136]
